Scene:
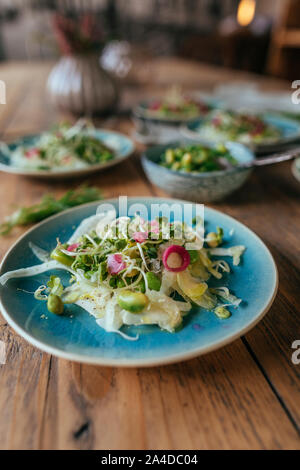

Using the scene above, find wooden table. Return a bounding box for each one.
[0,59,299,450]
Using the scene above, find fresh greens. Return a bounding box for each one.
[159,143,237,173]
[196,109,282,144]
[0,185,102,235]
[7,120,115,171]
[145,87,211,119]
[0,211,246,338]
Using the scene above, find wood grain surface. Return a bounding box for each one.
[0,59,299,450]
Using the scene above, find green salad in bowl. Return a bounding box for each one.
[159,143,238,173]
[142,140,254,202]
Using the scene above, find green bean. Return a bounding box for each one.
[47,294,64,315]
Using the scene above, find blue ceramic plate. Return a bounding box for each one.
[0,129,135,180]
[291,157,300,183]
[0,198,278,367]
[181,113,300,154]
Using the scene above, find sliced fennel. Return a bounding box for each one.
[209,245,246,266]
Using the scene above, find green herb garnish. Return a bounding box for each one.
[0,185,102,235]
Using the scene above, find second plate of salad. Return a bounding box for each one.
[181,110,300,153]
[0,120,135,179]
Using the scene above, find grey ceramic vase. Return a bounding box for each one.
[47,54,118,115]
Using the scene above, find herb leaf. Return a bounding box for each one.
[0,185,102,235]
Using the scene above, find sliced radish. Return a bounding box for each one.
[162,245,190,272]
[67,243,80,252]
[133,231,148,243]
[25,148,39,158]
[150,220,160,234]
[107,254,126,275]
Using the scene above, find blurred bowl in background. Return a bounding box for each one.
[181,113,300,154]
[133,93,217,125]
[132,93,218,145]
[141,141,254,202]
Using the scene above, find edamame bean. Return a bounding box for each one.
[117,290,149,313]
[171,162,180,171]
[206,227,223,248]
[165,149,175,164]
[47,294,64,315]
[214,306,231,319]
[182,152,192,166]
[146,272,161,291]
[206,232,219,248]
[50,248,73,267]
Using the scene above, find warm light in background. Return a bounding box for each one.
[237,0,256,27]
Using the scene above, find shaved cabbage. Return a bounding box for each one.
[68,213,103,244]
[77,297,139,340]
[0,260,60,285]
[29,242,50,262]
[210,287,242,307]
[209,245,246,266]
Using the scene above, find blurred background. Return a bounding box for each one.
[0,0,299,80]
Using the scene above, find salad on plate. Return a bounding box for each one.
[194,109,282,145]
[0,210,245,339]
[0,120,115,172]
[141,87,212,121]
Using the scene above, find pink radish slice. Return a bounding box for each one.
[150,220,160,234]
[67,243,80,252]
[107,254,126,275]
[133,231,148,243]
[25,148,39,158]
[162,245,190,272]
